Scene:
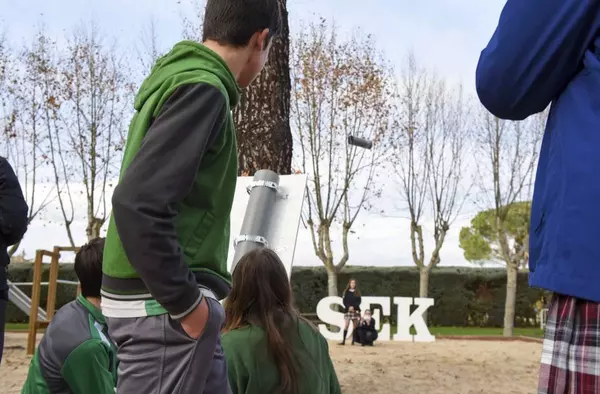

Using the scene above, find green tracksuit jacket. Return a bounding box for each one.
[21,295,117,394]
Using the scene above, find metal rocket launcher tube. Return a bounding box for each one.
[231,169,280,272]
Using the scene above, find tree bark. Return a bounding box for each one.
[327,267,338,297]
[503,263,518,336]
[419,267,430,299]
[232,0,292,175]
[419,266,430,322]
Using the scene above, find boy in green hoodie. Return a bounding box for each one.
[100,1,281,393]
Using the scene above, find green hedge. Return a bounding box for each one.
[290,266,547,328]
[6,264,547,327]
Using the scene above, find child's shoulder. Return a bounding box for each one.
[297,319,330,347]
[222,325,265,343]
[42,300,100,357]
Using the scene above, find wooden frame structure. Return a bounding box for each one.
[26,246,81,355]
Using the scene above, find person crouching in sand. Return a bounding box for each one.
[355,309,378,346]
[221,248,342,394]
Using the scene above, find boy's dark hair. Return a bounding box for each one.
[202,0,282,47]
[74,238,105,298]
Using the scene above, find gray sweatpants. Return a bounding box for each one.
[107,297,231,394]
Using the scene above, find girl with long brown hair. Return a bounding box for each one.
[340,278,361,345]
[222,248,341,394]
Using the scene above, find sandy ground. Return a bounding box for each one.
[1,333,542,394]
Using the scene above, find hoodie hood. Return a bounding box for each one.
[134,40,241,111]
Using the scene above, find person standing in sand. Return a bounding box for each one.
[100,1,282,393]
[476,1,600,392]
[340,279,361,346]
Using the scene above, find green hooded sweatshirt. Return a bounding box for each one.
[101,41,240,319]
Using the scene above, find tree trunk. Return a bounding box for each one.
[86,218,104,241]
[503,263,518,336]
[232,0,292,176]
[419,267,430,322]
[7,242,20,258]
[327,268,338,297]
[419,267,430,298]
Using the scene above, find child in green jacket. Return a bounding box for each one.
[22,238,117,394]
[222,248,342,394]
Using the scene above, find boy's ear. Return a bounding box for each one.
[256,28,270,51]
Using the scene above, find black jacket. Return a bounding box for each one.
[0,157,28,293]
[354,317,378,344]
[359,318,376,332]
[342,289,361,312]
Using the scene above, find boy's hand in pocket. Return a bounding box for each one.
[180,297,209,339]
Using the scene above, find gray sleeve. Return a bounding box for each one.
[111,83,227,319]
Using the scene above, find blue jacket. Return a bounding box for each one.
[476,1,600,302]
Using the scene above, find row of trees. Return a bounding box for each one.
[0,25,133,250]
[0,5,544,336]
[288,22,548,335]
[286,21,547,335]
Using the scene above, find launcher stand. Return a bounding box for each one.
[231,170,280,271]
[228,171,307,278]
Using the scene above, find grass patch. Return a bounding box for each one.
[5,323,29,331]
[416,326,544,338]
[5,323,33,332]
[5,323,46,333]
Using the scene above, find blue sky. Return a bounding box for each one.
[1,0,509,267]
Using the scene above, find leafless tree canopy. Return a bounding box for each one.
[292,20,394,295]
[0,31,56,255]
[475,110,543,219]
[473,108,544,269]
[0,25,135,246]
[180,1,205,42]
[391,53,470,298]
[473,106,546,336]
[136,16,163,75]
[59,25,133,241]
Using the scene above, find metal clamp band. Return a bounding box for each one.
[246,180,279,194]
[233,234,269,248]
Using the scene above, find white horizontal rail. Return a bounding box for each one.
[9,280,79,287]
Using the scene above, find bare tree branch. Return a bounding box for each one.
[1,29,58,253]
[291,20,393,296]
[56,21,134,241]
[136,16,162,75]
[392,54,471,301]
[474,105,546,336]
